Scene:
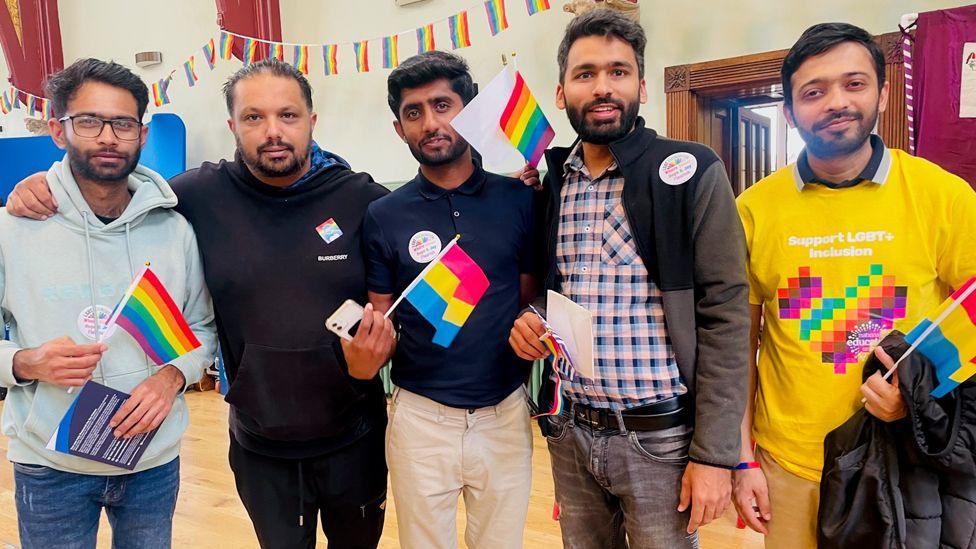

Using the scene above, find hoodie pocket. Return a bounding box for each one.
[224,343,362,441]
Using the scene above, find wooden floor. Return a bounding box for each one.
[0,391,764,548]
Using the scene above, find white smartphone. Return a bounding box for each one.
[326,299,364,341]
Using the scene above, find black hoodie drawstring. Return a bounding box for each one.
[297,460,304,527]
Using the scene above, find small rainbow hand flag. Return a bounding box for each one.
[354,41,369,72]
[382,35,398,69]
[323,44,338,76]
[904,277,976,397]
[270,42,284,61]
[416,23,435,54]
[399,236,490,348]
[528,306,577,418]
[202,38,217,69]
[104,267,201,366]
[183,56,199,87]
[293,45,309,74]
[500,71,556,167]
[484,0,509,36]
[219,32,234,60]
[525,0,550,15]
[449,11,472,50]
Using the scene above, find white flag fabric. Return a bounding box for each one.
[451,65,531,172]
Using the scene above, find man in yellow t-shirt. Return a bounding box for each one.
[733,23,976,548]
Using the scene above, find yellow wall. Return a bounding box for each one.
[1,0,972,181]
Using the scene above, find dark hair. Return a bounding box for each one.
[387,50,476,118]
[557,8,646,82]
[782,23,886,108]
[222,58,314,114]
[44,58,149,120]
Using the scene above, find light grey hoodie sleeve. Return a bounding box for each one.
[165,224,217,392]
[0,229,32,389]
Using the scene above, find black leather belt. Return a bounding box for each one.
[568,395,690,432]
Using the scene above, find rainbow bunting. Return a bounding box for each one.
[151,78,171,107]
[293,45,309,74]
[416,23,435,54]
[499,71,556,167]
[219,32,234,60]
[323,44,338,75]
[202,38,216,69]
[525,0,550,15]
[27,95,37,116]
[400,236,489,348]
[905,277,976,397]
[484,0,509,36]
[10,88,20,108]
[449,12,472,50]
[382,35,399,69]
[242,38,258,66]
[41,98,52,120]
[105,267,202,366]
[183,56,198,87]
[353,41,369,72]
[270,42,284,61]
[1,91,11,114]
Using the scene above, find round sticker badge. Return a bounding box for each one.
[408,231,442,263]
[77,305,116,341]
[659,152,698,186]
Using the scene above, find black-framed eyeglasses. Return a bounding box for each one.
[58,115,143,141]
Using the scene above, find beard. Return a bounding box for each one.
[407,132,470,167]
[796,105,878,160]
[566,96,640,145]
[236,135,311,178]
[67,145,140,183]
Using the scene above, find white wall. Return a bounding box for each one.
[1,0,973,182]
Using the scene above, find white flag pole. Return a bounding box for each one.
[383,235,460,319]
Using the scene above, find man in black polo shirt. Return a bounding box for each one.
[361,51,536,549]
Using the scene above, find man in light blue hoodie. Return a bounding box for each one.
[0,59,216,548]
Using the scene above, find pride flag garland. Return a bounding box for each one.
[202,38,217,70]
[183,56,198,87]
[219,32,234,60]
[484,0,510,36]
[323,44,339,75]
[525,0,550,15]
[416,23,435,54]
[104,267,202,366]
[293,45,309,74]
[449,12,472,50]
[382,35,399,69]
[902,277,976,397]
[499,71,556,167]
[353,41,369,73]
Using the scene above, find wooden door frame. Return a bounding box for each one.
[664,32,909,151]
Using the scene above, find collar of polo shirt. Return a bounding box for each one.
[793,134,892,191]
[416,162,488,201]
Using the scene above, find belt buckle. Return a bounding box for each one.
[576,409,607,431]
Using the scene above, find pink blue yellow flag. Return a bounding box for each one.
[903,277,976,397]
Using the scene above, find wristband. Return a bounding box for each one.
[734,461,760,470]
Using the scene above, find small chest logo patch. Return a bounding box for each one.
[77,305,116,341]
[316,218,343,244]
[408,231,442,263]
[659,152,698,186]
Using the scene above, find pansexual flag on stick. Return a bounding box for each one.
[104,267,202,365]
[202,38,217,69]
[449,12,472,49]
[293,45,309,74]
[484,0,509,36]
[354,41,369,72]
[384,236,490,348]
[525,0,550,15]
[416,23,435,53]
[323,44,338,75]
[897,277,976,397]
[451,64,556,170]
[382,35,398,69]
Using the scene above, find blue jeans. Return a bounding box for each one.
[12,458,180,549]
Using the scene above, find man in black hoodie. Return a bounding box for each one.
[5,59,397,549]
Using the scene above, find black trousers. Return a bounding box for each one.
[228,426,387,549]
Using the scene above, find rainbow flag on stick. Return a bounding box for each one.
[270,42,284,61]
[528,306,577,418]
[104,267,202,365]
[202,38,217,69]
[499,71,556,167]
[385,236,490,348]
[354,41,369,72]
[484,0,509,36]
[525,0,550,15]
[323,44,338,75]
[416,23,435,54]
[449,12,472,49]
[183,56,198,87]
[293,45,309,74]
[219,32,234,60]
[898,277,976,397]
[382,35,398,69]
